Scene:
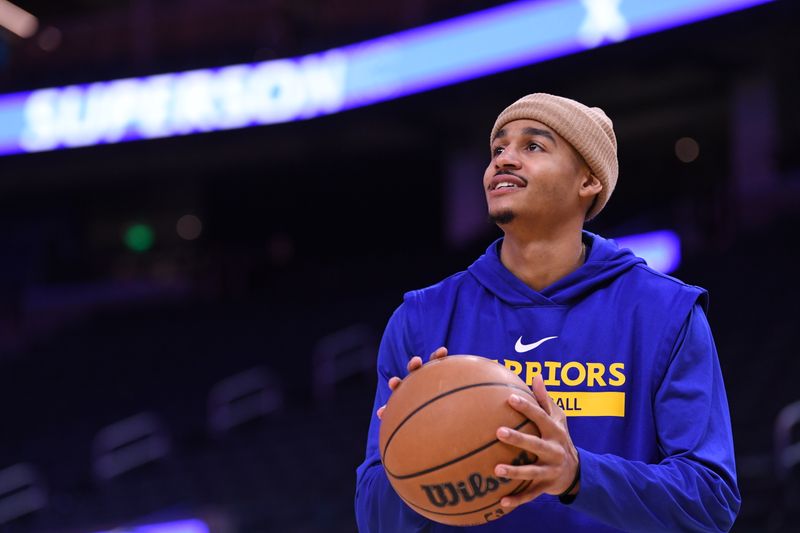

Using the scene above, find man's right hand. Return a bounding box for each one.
[376,346,448,419]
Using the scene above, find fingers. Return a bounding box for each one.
[385,348,448,406]
[495,426,559,463]
[406,356,423,373]
[494,462,546,481]
[376,405,386,419]
[506,393,560,437]
[388,376,402,391]
[407,347,447,375]
[531,374,554,416]
[429,346,448,361]
[493,457,562,507]
[500,484,546,509]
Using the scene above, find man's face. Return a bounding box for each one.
[484,119,590,227]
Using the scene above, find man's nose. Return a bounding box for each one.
[495,148,521,168]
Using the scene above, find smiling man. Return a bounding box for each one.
[355,93,740,532]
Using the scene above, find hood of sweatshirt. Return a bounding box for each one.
[467,230,645,307]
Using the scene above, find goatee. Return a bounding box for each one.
[489,210,515,225]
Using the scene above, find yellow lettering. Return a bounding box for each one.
[543,361,561,386]
[549,392,625,417]
[496,358,625,388]
[504,359,522,376]
[524,361,542,386]
[586,362,606,387]
[561,361,586,387]
[609,363,626,386]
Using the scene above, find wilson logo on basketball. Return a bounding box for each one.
[420,451,534,508]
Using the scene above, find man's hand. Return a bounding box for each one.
[493,374,580,507]
[376,347,448,420]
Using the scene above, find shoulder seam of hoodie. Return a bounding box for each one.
[631,263,706,292]
[406,269,470,297]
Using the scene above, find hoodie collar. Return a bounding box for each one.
[467,231,645,307]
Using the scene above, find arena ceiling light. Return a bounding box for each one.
[615,230,681,274]
[0,0,773,157]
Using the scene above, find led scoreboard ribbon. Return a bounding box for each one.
[0,0,771,156]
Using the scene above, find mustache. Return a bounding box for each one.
[494,170,528,185]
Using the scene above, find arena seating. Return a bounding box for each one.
[1,216,799,532]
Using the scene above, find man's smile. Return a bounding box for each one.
[488,172,528,193]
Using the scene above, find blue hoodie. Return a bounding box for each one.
[355,231,740,532]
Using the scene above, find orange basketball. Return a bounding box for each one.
[379,355,540,526]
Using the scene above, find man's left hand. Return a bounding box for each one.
[493,374,580,508]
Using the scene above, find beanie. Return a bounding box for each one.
[490,93,618,220]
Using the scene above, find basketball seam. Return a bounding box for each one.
[381,381,534,479]
[387,418,533,480]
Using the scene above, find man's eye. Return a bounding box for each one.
[527,143,541,151]
[493,146,504,156]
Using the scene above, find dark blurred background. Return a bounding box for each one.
[0,0,799,531]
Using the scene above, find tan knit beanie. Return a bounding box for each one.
[490,93,618,220]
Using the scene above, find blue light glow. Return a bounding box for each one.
[0,0,773,156]
[615,230,682,274]
[92,518,209,533]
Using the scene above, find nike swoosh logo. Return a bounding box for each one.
[514,335,558,353]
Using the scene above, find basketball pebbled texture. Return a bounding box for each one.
[379,355,540,526]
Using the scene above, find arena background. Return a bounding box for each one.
[0,0,798,531]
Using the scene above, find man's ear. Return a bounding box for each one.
[579,173,603,199]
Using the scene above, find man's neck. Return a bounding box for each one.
[499,225,586,292]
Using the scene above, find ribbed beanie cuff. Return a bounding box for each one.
[490,93,618,220]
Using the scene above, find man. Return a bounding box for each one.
[355,93,740,532]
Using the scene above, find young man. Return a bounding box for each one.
[355,93,740,532]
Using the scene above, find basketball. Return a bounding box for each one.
[379,355,540,526]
